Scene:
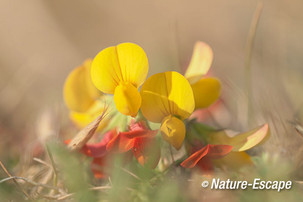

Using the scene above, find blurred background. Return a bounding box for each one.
[0,0,303,176]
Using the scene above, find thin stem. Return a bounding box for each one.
[33,157,52,168]
[0,160,31,199]
[244,1,263,127]
[169,144,175,163]
[120,167,142,181]
[45,144,58,187]
[0,176,61,191]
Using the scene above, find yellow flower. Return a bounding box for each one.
[63,59,108,130]
[209,124,270,169]
[184,41,221,109]
[91,43,148,117]
[140,71,195,149]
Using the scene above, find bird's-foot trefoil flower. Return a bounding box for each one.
[184,121,270,170]
[63,59,109,130]
[62,41,271,182]
[106,120,160,168]
[208,124,270,169]
[91,43,149,117]
[184,41,221,109]
[140,71,195,150]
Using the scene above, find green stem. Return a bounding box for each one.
[46,144,58,188]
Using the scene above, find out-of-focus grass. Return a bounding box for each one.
[1,141,303,201]
[49,142,97,201]
[238,154,303,202]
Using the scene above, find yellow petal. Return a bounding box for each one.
[70,100,109,131]
[229,124,270,151]
[191,77,221,109]
[208,124,270,152]
[184,41,213,84]
[212,151,253,170]
[63,59,101,112]
[141,71,195,122]
[91,42,149,94]
[160,115,185,150]
[113,82,141,117]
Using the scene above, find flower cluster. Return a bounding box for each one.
[63,42,270,178]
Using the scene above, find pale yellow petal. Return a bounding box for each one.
[207,124,270,152]
[212,151,253,170]
[70,100,109,131]
[141,71,195,122]
[63,59,101,112]
[184,41,213,84]
[91,43,148,94]
[228,124,270,151]
[83,60,102,100]
[191,77,221,109]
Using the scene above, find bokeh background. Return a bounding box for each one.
[1,0,303,177]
